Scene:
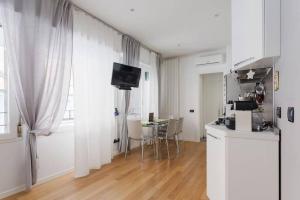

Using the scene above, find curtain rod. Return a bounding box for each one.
[71,3,160,55]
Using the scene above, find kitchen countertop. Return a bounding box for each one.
[205,123,279,141]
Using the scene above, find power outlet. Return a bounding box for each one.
[276,107,281,118]
[287,107,295,123]
[113,138,120,143]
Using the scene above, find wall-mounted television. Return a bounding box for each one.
[111,62,141,90]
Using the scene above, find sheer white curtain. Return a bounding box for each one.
[128,82,142,116]
[73,9,122,177]
[149,52,159,117]
[123,36,141,117]
[140,66,150,120]
[160,58,180,119]
[0,0,72,188]
[140,52,159,120]
[117,35,140,152]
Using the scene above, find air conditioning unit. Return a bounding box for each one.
[196,54,224,66]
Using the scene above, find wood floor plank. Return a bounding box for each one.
[4,141,208,200]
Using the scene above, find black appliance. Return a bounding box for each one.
[111,62,141,90]
[149,113,154,122]
[234,101,258,110]
[225,117,235,130]
[217,117,225,125]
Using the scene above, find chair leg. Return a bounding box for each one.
[180,134,184,152]
[166,139,170,160]
[156,139,161,159]
[125,138,129,159]
[175,135,180,154]
[152,139,156,158]
[141,140,144,160]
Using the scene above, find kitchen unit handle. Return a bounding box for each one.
[234,56,255,67]
[207,133,220,140]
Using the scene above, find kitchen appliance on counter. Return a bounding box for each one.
[225,103,235,117]
[225,100,256,131]
[252,111,273,131]
[235,110,252,131]
[214,117,225,125]
[225,117,235,130]
[234,100,258,110]
[216,117,226,125]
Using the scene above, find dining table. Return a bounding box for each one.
[142,119,169,159]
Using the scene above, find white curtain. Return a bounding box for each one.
[149,52,159,117]
[118,35,140,152]
[140,66,150,120]
[140,52,159,120]
[73,9,122,177]
[160,58,180,119]
[139,47,150,120]
[122,36,141,118]
[0,0,72,188]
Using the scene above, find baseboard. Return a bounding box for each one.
[34,168,74,187]
[181,138,201,143]
[0,168,74,199]
[0,185,26,199]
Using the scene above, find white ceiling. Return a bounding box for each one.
[71,0,231,58]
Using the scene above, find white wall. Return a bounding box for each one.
[275,0,300,199]
[0,139,25,198]
[0,124,74,199]
[36,125,74,182]
[178,50,227,142]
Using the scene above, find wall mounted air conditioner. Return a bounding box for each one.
[196,54,224,66]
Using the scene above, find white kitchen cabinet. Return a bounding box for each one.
[206,124,279,200]
[231,0,280,71]
[206,133,225,200]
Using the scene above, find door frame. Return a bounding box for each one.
[199,72,225,140]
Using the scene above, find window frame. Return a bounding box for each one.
[139,62,151,120]
[62,71,74,122]
[0,23,20,140]
[0,48,9,134]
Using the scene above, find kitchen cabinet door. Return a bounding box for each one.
[206,133,225,200]
[231,0,263,70]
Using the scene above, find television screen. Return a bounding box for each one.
[111,62,141,90]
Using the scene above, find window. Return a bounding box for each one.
[0,25,8,134]
[0,24,18,139]
[127,63,153,119]
[142,69,151,119]
[127,65,151,117]
[63,74,74,121]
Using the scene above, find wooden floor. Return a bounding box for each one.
[5,141,208,200]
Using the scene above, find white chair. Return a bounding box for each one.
[125,119,155,160]
[157,119,178,159]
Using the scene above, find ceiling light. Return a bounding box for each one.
[130,8,135,12]
[177,43,181,47]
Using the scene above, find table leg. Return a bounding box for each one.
[155,135,159,159]
[152,124,159,160]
